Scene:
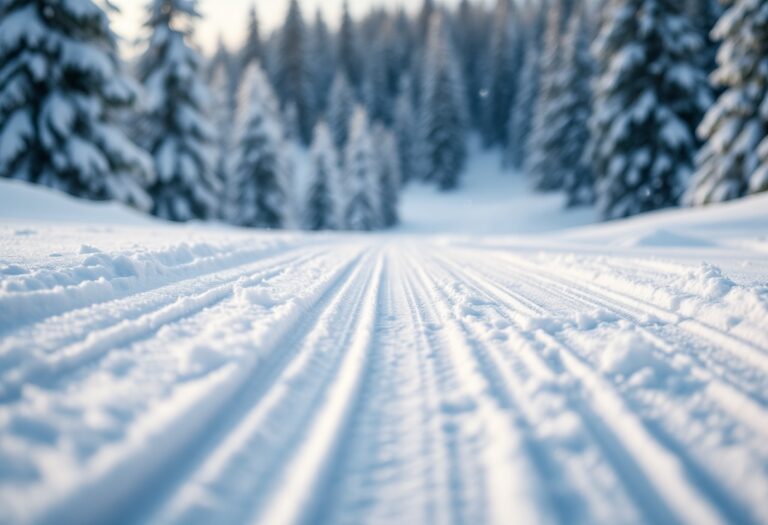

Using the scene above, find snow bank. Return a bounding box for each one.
[0,179,153,225]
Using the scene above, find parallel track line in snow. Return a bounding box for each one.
[458,249,768,427]
[142,247,383,525]
[34,246,368,525]
[0,238,321,335]
[310,249,458,525]
[0,246,335,402]
[404,247,560,525]
[427,248,728,525]
[493,251,768,373]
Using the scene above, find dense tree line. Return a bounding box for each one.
[1,0,767,228]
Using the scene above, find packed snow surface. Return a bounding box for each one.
[1,180,768,525]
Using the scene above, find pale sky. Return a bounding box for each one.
[111,0,441,57]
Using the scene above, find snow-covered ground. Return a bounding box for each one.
[1,177,768,525]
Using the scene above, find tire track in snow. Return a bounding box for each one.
[432,247,761,525]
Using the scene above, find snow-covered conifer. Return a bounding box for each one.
[372,124,401,228]
[686,0,768,205]
[364,35,393,125]
[419,12,468,190]
[525,0,578,191]
[343,107,380,230]
[394,76,418,183]
[338,1,363,93]
[0,0,153,209]
[274,0,314,145]
[232,64,293,229]
[240,5,262,71]
[310,10,335,116]
[305,121,342,231]
[589,0,712,219]
[137,0,220,221]
[506,3,547,169]
[560,6,595,207]
[327,73,356,152]
[208,55,237,221]
[480,0,522,147]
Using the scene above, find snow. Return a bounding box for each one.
[1,175,768,525]
[399,142,596,234]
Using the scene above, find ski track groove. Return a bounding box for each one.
[0,238,320,336]
[311,248,462,525]
[0,246,336,402]
[490,250,768,430]
[1,237,767,525]
[491,250,768,375]
[426,247,730,525]
[32,245,368,525]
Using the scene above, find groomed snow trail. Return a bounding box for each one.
[1,218,768,524]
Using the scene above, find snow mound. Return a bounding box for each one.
[0,179,153,225]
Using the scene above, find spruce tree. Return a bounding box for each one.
[240,5,262,72]
[394,76,418,183]
[338,1,362,93]
[137,0,220,221]
[326,73,356,152]
[419,12,468,190]
[209,53,237,221]
[310,10,335,116]
[525,0,577,191]
[0,0,153,209]
[364,35,393,125]
[506,2,547,169]
[372,123,401,228]
[344,107,380,231]
[232,64,292,229]
[305,121,341,231]
[687,0,768,204]
[274,0,314,145]
[481,0,522,147]
[590,0,712,219]
[560,7,596,207]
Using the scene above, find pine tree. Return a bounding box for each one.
[364,34,393,125]
[394,76,418,183]
[338,1,363,93]
[687,0,768,204]
[560,7,596,207]
[274,0,314,145]
[590,0,712,219]
[0,0,153,209]
[685,0,722,75]
[137,0,220,221]
[305,121,342,231]
[209,54,237,221]
[232,64,293,229]
[240,5,262,71]
[310,10,335,116]
[344,107,380,231]
[455,0,489,129]
[419,12,468,190]
[525,0,577,191]
[372,123,401,227]
[506,2,547,169]
[481,0,522,147]
[326,73,356,152]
